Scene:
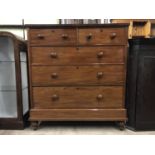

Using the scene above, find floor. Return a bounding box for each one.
[1,122,155,135]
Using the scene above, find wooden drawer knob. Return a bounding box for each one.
[110,32,117,39]
[51,73,58,79]
[97,51,104,58]
[52,94,59,101]
[37,34,44,39]
[62,34,68,39]
[97,94,103,100]
[50,52,57,58]
[86,33,92,40]
[97,72,103,79]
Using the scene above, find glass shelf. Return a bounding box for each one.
[0,86,16,91]
[0,61,26,62]
[0,61,15,62]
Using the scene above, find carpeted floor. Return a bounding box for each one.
[0,122,155,135]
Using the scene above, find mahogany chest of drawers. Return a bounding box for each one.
[27,24,128,130]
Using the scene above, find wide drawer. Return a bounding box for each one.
[29,29,77,45]
[32,65,124,86]
[31,46,125,65]
[78,28,126,45]
[33,86,124,109]
[30,109,127,121]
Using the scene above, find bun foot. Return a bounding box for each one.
[31,121,41,130]
[118,121,125,130]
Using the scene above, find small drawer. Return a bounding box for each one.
[31,46,125,65]
[33,86,123,109]
[32,65,124,86]
[78,28,126,45]
[29,29,77,45]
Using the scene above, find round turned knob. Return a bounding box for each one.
[97,94,103,100]
[110,32,117,39]
[37,34,44,39]
[62,34,68,39]
[52,94,59,101]
[50,52,57,58]
[97,72,103,79]
[86,33,92,40]
[97,51,104,58]
[51,73,58,79]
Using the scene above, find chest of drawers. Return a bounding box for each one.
[27,24,128,130]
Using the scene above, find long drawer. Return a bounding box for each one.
[31,46,125,65]
[29,29,77,45]
[32,65,124,86]
[33,86,124,109]
[78,28,126,45]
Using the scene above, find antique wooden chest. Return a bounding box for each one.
[27,24,128,130]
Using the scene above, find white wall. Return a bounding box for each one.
[0,19,59,39]
[0,28,25,39]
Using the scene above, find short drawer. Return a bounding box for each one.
[29,29,77,45]
[78,28,126,45]
[32,65,124,86]
[33,86,123,109]
[31,46,125,65]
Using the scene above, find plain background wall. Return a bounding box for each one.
[0,19,58,39]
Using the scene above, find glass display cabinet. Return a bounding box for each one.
[0,32,29,129]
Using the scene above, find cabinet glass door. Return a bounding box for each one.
[20,51,29,115]
[0,37,17,118]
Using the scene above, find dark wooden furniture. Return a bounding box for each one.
[0,32,29,129]
[127,38,155,130]
[27,24,128,130]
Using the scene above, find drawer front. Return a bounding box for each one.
[31,46,125,65]
[33,86,123,109]
[78,28,126,45]
[29,29,77,45]
[32,65,124,86]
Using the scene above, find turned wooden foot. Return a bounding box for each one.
[118,121,125,130]
[31,121,41,130]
